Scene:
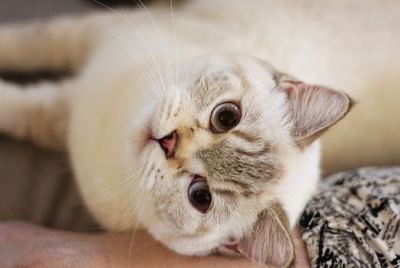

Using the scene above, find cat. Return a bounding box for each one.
[0,0,399,267]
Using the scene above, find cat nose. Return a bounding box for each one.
[157,131,178,158]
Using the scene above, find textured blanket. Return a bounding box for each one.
[301,167,400,267]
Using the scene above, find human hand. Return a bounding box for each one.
[0,221,309,268]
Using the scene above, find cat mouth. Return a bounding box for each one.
[223,236,241,254]
[224,243,240,253]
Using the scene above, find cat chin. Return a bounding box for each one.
[154,234,218,257]
[173,246,215,257]
[146,223,222,256]
[217,245,242,257]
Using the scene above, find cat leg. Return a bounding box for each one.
[0,14,109,73]
[0,79,69,151]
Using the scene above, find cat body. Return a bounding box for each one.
[0,0,399,266]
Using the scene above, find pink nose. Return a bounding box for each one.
[157,131,178,158]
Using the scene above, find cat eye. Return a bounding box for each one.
[210,102,241,133]
[188,176,212,213]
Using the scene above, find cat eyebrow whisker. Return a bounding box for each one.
[88,13,164,101]
[169,0,180,86]
[92,0,168,97]
[136,0,174,89]
[112,36,164,101]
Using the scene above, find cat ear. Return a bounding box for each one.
[237,205,294,267]
[278,74,354,148]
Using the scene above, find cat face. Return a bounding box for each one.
[133,54,352,267]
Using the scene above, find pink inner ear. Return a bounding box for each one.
[282,80,304,93]
[236,210,294,267]
[281,80,352,141]
[282,80,322,100]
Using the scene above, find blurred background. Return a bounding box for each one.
[0,0,90,23]
[0,0,136,23]
[0,0,147,231]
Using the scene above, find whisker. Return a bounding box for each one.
[80,167,143,205]
[127,187,154,267]
[124,49,163,99]
[98,25,163,101]
[134,0,174,90]
[96,147,161,230]
[170,0,180,85]
[77,165,148,232]
[105,30,164,101]
[133,239,157,253]
[92,0,168,96]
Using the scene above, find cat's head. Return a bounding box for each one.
[132,54,352,267]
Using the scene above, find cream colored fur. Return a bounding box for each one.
[0,0,399,265]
